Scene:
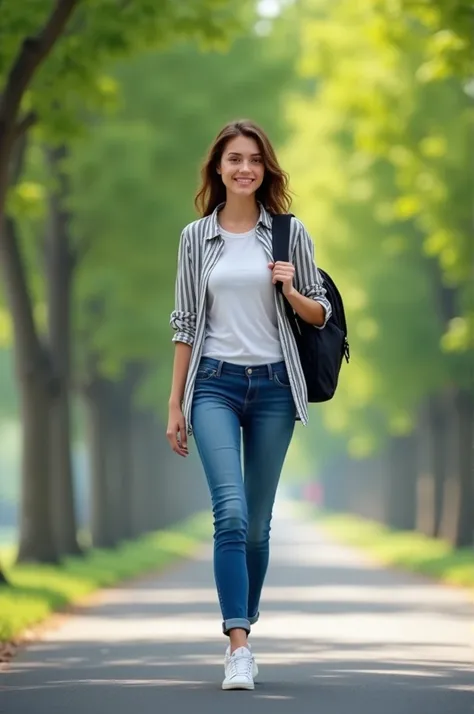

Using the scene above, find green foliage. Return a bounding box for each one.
[0,0,248,138]
[316,511,474,589]
[0,510,212,642]
[399,0,473,79]
[282,0,473,458]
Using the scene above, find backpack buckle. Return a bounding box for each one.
[344,339,350,363]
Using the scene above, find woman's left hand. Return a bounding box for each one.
[268,261,296,297]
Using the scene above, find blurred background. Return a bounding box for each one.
[0,0,473,581]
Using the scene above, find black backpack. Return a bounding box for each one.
[272,214,350,402]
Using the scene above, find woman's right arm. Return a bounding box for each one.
[167,229,196,456]
[167,343,192,456]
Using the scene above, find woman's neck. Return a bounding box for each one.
[218,195,260,232]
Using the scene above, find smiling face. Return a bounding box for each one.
[217,134,265,199]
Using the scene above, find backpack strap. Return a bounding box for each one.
[272,214,294,294]
[271,213,302,336]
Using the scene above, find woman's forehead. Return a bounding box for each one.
[224,135,261,155]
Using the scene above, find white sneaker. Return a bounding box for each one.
[225,644,259,679]
[222,646,255,690]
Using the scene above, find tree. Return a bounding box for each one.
[282,0,473,545]
[44,144,81,554]
[0,0,247,562]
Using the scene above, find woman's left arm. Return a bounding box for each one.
[271,220,332,328]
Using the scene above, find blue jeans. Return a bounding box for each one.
[191,357,296,635]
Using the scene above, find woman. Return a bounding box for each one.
[167,119,331,690]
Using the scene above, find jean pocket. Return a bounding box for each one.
[273,371,291,388]
[195,367,217,382]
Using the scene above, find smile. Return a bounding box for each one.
[234,178,254,185]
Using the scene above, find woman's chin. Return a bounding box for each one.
[227,184,257,198]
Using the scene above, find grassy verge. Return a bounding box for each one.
[314,510,474,590]
[0,511,212,643]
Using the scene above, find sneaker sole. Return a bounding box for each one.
[222,680,255,691]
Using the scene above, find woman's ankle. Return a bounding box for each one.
[229,628,248,653]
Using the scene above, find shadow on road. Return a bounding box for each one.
[3,637,473,714]
[2,519,473,714]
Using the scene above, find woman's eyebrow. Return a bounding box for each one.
[227,152,262,157]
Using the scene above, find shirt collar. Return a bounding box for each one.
[204,202,272,240]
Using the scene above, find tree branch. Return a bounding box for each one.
[8,130,29,186]
[0,1,79,225]
[14,111,38,139]
[0,0,80,129]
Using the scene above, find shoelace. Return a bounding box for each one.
[228,652,253,680]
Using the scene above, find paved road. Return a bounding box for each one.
[2,503,473,714]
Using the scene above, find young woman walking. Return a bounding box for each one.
[167,119,331,690]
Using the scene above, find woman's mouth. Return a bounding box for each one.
[234,177,254,185]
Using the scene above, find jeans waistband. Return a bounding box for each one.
[199,357,286,379]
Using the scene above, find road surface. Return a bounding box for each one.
[2,503,473,713]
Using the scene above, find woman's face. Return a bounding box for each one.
[218,135,265,199]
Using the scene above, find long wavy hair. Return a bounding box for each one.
[195,119,292,217]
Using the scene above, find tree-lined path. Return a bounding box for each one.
[2,504,473,714]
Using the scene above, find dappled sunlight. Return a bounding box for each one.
[5,678,209,691]
[79,586,218,606]
[4,639,473,697]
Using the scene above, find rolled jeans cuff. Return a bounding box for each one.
[249,611,259,625]
[222,618,251,636]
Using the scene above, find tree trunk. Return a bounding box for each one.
[356,454,386,521]
[148,414,171,531]
[158,435,208,527]
[131,407,157,535]
[84,378,116,549]
[0,566,8,585]
[430,395,447,537]
[45,144,81,556]
[439,388,474,547]
[385,434,417,530]
[17,370,59,563]
[319,454,352,512]
[416,397,439,537]
[110,390,134,541]
[104,403,123,545]
[0,217,58,564]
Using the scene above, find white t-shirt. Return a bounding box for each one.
[202,225,284,365]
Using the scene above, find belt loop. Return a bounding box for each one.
[216,360,224,377]
[267,363,273,380]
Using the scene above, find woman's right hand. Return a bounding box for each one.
[166,403,188,457]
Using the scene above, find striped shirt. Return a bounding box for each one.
[170,202,332,435]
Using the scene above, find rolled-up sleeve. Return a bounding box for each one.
[170,229,197,345]
[293,220,332,329]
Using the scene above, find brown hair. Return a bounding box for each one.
[194,119,292,216]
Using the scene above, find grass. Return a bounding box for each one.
[0,511,212,643]
[314,510,474,590]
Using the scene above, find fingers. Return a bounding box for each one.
[178,416,188,455]
[271,263,295,284]
[166,427,178,452]
[166,421,188,457]
[272,261,294,276]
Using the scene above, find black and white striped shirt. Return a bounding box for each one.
[170,203,332,435]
